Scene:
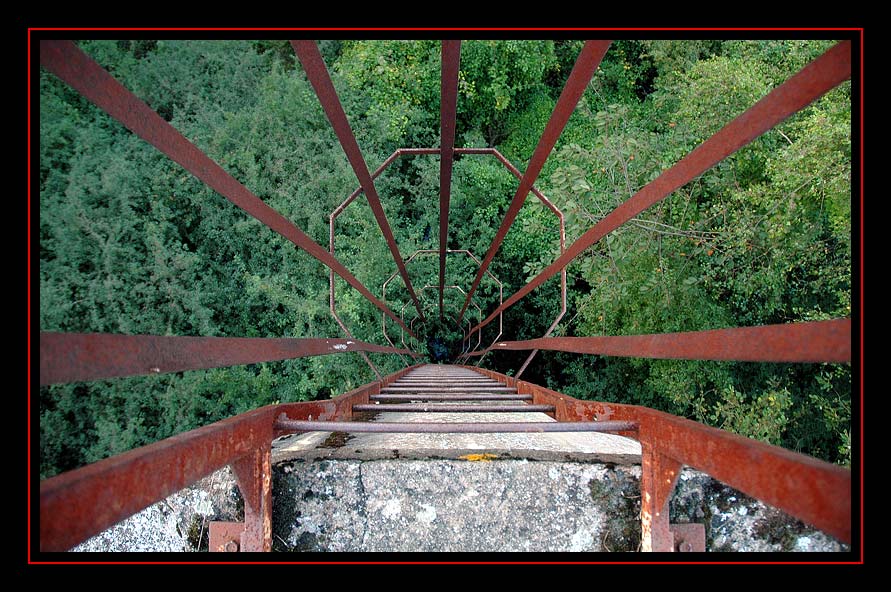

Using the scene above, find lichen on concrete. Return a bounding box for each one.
[70,467,240,552]
[272,460,849,553]
[670,470,849,553]
[272,459,366,552]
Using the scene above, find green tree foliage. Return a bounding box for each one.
[38,39,852,479]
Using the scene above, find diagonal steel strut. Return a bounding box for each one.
[439,40,461,321]
[457,40,612,323]
[291,40,426,322]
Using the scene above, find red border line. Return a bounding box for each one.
[27,27,865,32]
[27,26,32,564]
[29,560,864,565]
[859,28,865,560]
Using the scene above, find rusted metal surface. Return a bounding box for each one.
[39,358,851,551]
[231,444,272,552]
[330,155,421,359]
[209,521,244,553]
[335,150,405,218]
[329,155,410,372]
[352,403,556,413]
[468,40,853,337]
[39,333,414,385]
[409,283,480,349]
[439,41,461,319]
[444,150,566,368]
[458,40,611,323]
[395,383,499,386]
[640,443,682,552]
[484,319,851,363]
[454,148,564,217]
[36,36,856,556]
[274,364,420,433]
[329,281,384,380]
[39,406,275,552]
[381,386,515,393]
[38,40,412,337]
[274,418,638,434]
[637,405,852,544]
[292,40,425,321]
[515,187,567,377]
[670,523,706,553]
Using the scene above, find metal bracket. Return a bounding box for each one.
[209,521,244,552]
[670,523,706,552]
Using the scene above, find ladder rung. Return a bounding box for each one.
[352,403,555,413]
[381,387,516,393]
[371,394,532,401]
[275,419,638,434]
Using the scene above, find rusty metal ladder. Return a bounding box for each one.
[274,365,635,436]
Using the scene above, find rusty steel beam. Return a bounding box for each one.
[291,40,425,321]
[454,148,563,218]
[451,148,568,374]
[468,40,852,337]
[230,443,273,552]
[486,319,851,363]
[40,405,275,551]
[638,407,852,544]
[384,248,496,359]
[39,333,415,385]
[330,151,419,351]
[273,364,421,431]
[327,310,382,381]
[457,40,611,323]
[640,444,683,552]
[439,41,461,320]
[399,148,442,155]
[274,418,637,433]
[371,393,531,401]
[38,40,413,337]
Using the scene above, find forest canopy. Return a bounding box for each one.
[38,39,852,479]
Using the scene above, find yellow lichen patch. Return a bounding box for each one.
[459,453,498,462]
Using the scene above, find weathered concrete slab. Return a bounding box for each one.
[274,459,641,552]
[273,459,850,553]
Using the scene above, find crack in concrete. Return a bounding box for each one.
[357,461,369,551]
